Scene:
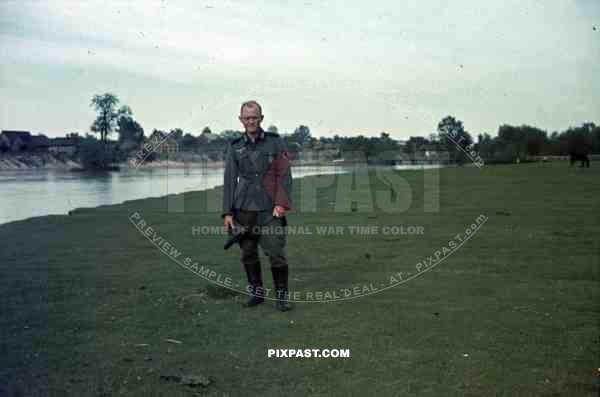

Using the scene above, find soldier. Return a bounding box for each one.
[222,100,294,311]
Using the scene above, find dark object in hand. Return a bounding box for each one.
[224,222,248,250]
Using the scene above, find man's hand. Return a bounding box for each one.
[272,205,285,218]
[224,215,234,230]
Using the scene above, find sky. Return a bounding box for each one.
[0,0,599,139]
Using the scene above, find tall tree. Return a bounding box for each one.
[522,126,547,157]
[437,116,473,165]
[564,123,595,156]
[497,124,526,160]
[292,125,311,147]
[90,93,121,143]
[117,112,144,153]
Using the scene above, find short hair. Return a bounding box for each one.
[240,100,262,116]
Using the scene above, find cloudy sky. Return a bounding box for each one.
[0,0,598,139]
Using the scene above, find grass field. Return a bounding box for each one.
[1,162,599,396]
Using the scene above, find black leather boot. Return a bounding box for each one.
[243,262,264,307]
[272,266,292,312]
[244,285,264,307]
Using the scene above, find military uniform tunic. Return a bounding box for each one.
[222,128,293,266]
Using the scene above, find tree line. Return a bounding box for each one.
[81,93,599,169]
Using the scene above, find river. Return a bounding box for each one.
[0,163,443,225]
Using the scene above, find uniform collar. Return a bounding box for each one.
[243,128,265,143]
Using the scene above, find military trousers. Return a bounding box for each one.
[236,210,288,270]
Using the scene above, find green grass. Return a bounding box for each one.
[1,162,599,396]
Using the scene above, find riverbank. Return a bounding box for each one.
[0,154,346,171]
[0,163,598,396]
[0,153,81,170]
[0,154,227,171]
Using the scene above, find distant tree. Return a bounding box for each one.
[593,124,600,153]
[438,116,463,136]
[202,126,212,135]
[544,131,559,155]
[267,125,279,134]
[220,129,242,141]
[117,105,132,119]
[319,136,333,145]
[497,124,526,161]
[291,125,311,147]
[77,136,118,169]
[110,104,143,161]
[474,133,494,160]
[182,133,198,151]
[170,128,184,141]
[523,126,547,157]
[480,133,492,144]
[437,116,473,164]
[564,123,595,156]
[341,135,369,159]
[369,132,399,160]
[496,124,547,161]
[117,117,144,154]
[90,93,121,143]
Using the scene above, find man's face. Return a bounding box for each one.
[239,105,263,134]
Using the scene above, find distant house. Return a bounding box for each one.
[148,130,179,154]
[0,130,32,152]
[29,135,51,152]
[0,130,83,155]
[48,137,81,155]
